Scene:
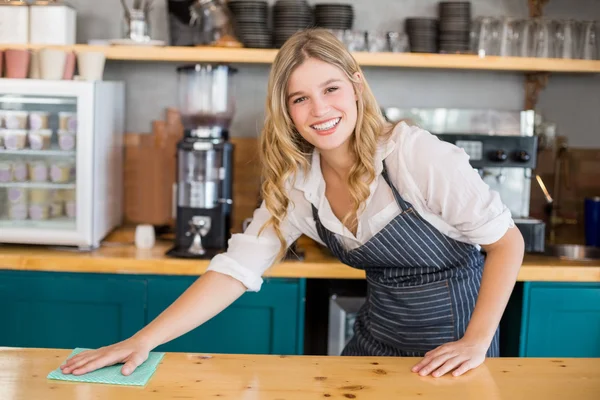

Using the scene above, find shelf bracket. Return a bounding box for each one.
[529,0,550,18]
[524,72,549,110]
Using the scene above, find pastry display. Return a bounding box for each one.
[0,161,11,183]
[3,129,28,150]
[28,160,48,182]
[29,111,50,130]
[58,129,76,151]
[58,112,77,132]
[50,160,75,183]
[4,110,28,129]
[29,203,50,220]
[12,159,27,182]
[28,129,52,150]
[9,203,27,220]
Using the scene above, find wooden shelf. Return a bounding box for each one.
[3,44,600,73]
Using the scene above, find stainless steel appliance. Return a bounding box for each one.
[384,107,546,253]
[166,63,236,259]
[327,294,365,355]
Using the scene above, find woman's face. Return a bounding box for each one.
[286,58,359,152]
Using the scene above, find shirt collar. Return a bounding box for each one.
[292,134,397,194]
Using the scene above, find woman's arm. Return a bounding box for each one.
[412,226,524,378]
[463,226,524,347]
[397,125,524,377]
[61,203,302,376]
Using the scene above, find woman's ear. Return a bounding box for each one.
[353,72,363,100]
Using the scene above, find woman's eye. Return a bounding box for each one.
[293,97,307,104]
[326,86,339,93]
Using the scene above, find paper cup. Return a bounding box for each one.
[76,51,106,81]
[40,48,67,80]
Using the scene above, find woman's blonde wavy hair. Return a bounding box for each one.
[258,28,392,261]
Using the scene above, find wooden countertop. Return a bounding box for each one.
[0,228,599,282]
[1,347,599,400]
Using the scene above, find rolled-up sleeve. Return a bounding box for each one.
[206,201,302,292]
[403,127,514,245]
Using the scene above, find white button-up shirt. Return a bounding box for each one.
[207,122,514,291]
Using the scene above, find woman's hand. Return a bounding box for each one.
[411,338,488,378]
[59,336,153,376]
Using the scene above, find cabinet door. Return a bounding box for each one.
[521,282,600,357]
[0,271,146,349]
[147,277,305,355]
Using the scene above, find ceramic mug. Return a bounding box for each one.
[135,224,156,249]
[39,48,67,80]
[76,51,106,81]
[63,51,76,80]
[5,49,30,79]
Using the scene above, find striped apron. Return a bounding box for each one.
[312,161,500,357]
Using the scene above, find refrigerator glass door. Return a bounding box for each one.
[0,80,93,247]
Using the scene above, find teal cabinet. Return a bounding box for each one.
[520,282,600,357]
[146,277,305,355]
[0,270,305,355]
[0,271,146,349]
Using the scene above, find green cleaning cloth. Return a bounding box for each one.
[47,348,165,386]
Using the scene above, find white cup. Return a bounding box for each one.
[76,51,106,81]
[135,224,155,249]
[39,49,67,80]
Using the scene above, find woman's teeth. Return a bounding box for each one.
[311,118,340,131]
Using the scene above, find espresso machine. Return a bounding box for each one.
[167,63,236,259]
[383,107,546,253]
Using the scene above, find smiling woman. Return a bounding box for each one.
[59,28,525,381]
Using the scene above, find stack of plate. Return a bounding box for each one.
[438,1,471,53]
[405,18,438,53]
[227,0,272,48]
[314,3,354,30]
[273,0,314,48]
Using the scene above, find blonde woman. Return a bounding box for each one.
[61,29,524,379]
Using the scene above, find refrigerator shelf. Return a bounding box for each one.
[0,217,75,230]
[0,95,77,105]
[0,148,76,157]
[0,182,75,189]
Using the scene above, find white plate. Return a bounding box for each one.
[109,38,166,46]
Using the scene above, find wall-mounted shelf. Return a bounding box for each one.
[3,44,600,73]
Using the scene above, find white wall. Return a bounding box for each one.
[71,0,600,147]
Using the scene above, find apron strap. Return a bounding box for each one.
[381,160,411,212]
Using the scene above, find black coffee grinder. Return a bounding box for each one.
[167,63,236,259]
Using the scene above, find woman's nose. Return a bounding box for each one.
[311,96,331,117]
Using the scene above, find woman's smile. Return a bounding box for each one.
[311,117,341,135]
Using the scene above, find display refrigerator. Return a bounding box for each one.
[0,79,125,250]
